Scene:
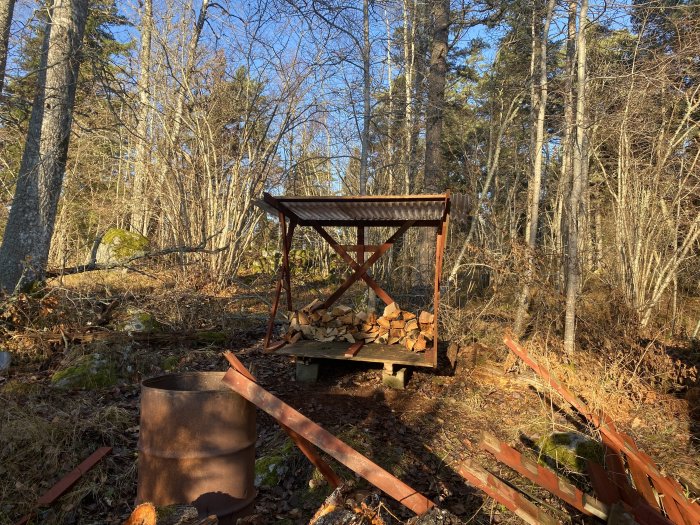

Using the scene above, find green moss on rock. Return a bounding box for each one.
[51,353,118,390]
[119,308,161,333]
[539,432,604,472]
[97,227,149,264]
[255,438,296,487]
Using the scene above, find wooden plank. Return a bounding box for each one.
[15,447,112,525]
[344,341,364,357]
[627,455,659,509]
[587,461,622,505]
[479,433,608,519]
[503,336,700,524]
[340,244,381,252]
[457,459,558,525]
[313,226,394,307]
[276,340,434,367]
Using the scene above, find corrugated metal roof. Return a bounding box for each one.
[260,193,450,226]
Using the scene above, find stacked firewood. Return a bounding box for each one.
[284,300,434,352]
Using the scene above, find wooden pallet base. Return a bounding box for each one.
[275,339,435,368]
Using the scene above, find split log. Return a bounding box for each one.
[123,503,218,525]
[282,300,437,348]
[383,302,401,320]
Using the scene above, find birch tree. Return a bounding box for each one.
[564,0,588,354]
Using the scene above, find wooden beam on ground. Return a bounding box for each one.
[457,459,558,525]
[15,447,112,525]
[503,336,700,525]
[222,352,341,489]
[479,432,608,520]
[221,366,434,515]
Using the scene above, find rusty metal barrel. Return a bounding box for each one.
[137,372,256,523]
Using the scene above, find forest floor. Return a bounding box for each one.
[0,268,698,524]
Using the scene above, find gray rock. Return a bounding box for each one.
[0,351,11,372]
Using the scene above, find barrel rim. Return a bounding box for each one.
[141,371,231,393]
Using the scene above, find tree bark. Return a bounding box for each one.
[130,0,153,235]
[564,0,588,354]
[0,0,89,292]
[359,0,370,195]
[423,0,449,192]
[403,0,416,193]
[0,0,15,93]
[514,0,555,335]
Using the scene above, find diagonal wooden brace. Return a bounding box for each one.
[320,221,415,310]
[222,352,341,488]
[313,226,394,306]
[220,357,434,515]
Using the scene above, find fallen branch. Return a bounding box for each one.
[47,233,227,278]
[12,328,230,346]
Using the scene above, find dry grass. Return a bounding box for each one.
[1,260,698,523]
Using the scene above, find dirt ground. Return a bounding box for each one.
[1,270,698,524]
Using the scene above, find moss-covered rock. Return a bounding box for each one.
[255,438,296,487]
[539,432,604,472]
[51,353,118,390]
[96,227,149,264]
[118,308,161,333]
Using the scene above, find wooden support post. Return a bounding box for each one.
[264,214,296,350]
[427,218,446,367]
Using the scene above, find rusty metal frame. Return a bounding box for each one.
[316,221,414,310]
[262,193,450,367]
[220,359,434,515]
[503,336,700,525]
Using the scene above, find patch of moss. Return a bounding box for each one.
[197,331,227,344]
[51,353,118,390]
[161,355,180,372]
[539,432,604,472]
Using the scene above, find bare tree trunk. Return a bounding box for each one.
[130,0,153,234]
[557,0,578,292]
[403,0,415,193]
[423,0,448,192]
[385,7,394,194]
[0,0,89,292]
[448,87,522,282]
[359,0,370,195]
[514,0,555,335]
[0,0,15,93]
[564,0,588,354]
[156,0,209,246]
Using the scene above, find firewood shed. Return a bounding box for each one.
[257,192,450,383]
